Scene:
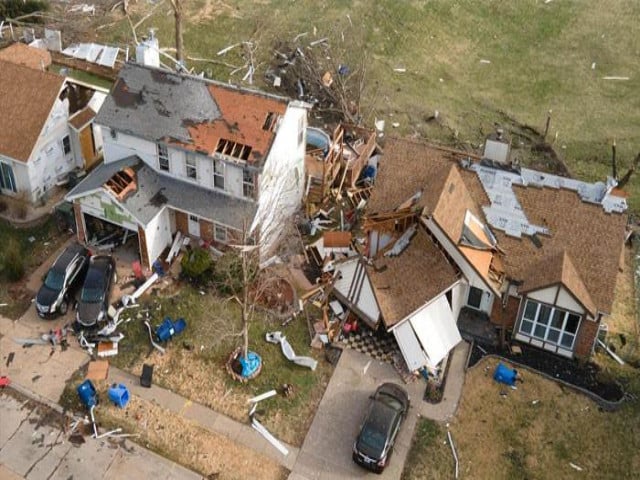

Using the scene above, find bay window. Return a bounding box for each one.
[519,299,581,349]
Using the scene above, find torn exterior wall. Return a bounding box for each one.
[250,104,307,261]
[79,191,138,231]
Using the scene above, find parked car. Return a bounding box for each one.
[353,383,410,473]
[35,243,91,318]
[76,256,117,328]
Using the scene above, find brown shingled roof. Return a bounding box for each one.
[496,186,626,315]
[520,250,597,315]
[0,60,65,162]
[69,106,96,130]
[368,226,459,327]
[184,84,287,163]
[0,43,52,70]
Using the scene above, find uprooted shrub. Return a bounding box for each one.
[2,238,25,281]
[180,246,214,284]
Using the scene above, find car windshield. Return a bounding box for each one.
[81,268,105,303]
[359,424,387,454]
[44,269,65,290]
[81,288,103,303]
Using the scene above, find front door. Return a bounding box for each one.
[188,214,200,237]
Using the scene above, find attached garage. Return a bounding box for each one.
[392,295,462,371]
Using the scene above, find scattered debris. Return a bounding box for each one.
[1,376,12,387]
[140,364,154,388]
[597,339,625,365]
[265,331,318,370]
[143,320,166,354]
[247,390,277,404]
[447,430,459,479]
[86,360,110,381]
[570,462,584,472]
[602,76,630,81]
[5,352,15,367]
[493,363,518,386]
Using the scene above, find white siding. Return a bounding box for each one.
[451,281,466,320]
[226,163,243,198]
[556,287,585,314]
[144,208,172,267]
[101,128,158,166]
[527,285,558,305]
[393,322,428,372]
[251,104,307,259]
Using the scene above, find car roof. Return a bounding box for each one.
[52,244,88,272]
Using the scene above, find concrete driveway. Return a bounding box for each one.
[289,348,427,480]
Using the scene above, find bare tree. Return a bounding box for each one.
[168,0,184,65]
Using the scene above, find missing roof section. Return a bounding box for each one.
[216,138,252,161]
[105,167,137,200]
[262,112,281,132]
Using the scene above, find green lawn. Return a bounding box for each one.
[91,0,640,212]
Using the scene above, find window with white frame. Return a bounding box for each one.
[213,160,224,189]
[157,144,169,171]
[519,299,581,349]
[243,169,255,198]
[214,224,227,242]
[186,155,197,179]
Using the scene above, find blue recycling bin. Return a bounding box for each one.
[108,383,130,408]
[156,317,187,342]
[494,363,518,386]
[77,380,98,408]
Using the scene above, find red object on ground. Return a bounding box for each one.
[0,376,10,387]
[132,260,143,280]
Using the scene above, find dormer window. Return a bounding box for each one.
[262,112,281,132]
[215,138,252,162]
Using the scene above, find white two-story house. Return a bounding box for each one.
[0,45,105,205]
[66,62,309,268]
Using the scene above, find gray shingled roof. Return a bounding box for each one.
[95,63,220,144]
[67,156,256,230]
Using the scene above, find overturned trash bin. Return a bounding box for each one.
[77,380,98,408]
[156,317,186,342]
[493,363,518,386]
[108,383,130,408]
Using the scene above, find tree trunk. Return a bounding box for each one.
[170,0,184,66]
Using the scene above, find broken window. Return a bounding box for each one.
[0,161,17,192]
[262,112,281,132]
[243,169,255,198]
[214,224,227,242]
[215,138,252,161]
[186,155,197,180]
[213,160,225,190]
[157,144,169,172]
[62,135,71,155]
[519,299,581,350]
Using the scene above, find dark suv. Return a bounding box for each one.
[353,383,410,473]
[35,243,90,318]
[76,256,116,328]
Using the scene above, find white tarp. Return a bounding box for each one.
[409,295,462,366]
[393,321,428,371]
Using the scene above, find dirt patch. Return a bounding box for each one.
[99,396,287,480]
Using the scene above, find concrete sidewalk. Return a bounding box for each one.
[108,367,300,470]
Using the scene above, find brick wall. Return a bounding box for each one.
[73,203,85,244]
[574,317,599,359]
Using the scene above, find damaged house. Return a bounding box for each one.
[66,62,309,267]
[0,43,106,204]
[336,136,628,372]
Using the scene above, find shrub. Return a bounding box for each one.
[0,0,49,21]
[2,238,25,281]
[180,246,214,284]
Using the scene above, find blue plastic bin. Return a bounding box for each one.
[77,380,98,408]
[493,363,518,386]
[156,317,187,342]
[108,383,130,408]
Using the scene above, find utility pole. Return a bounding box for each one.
[168,0,184,67]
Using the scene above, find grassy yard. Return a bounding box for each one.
[104,284,331,446]
[88,0,640,212]
[403,247,640,480]
[0,217,70,319]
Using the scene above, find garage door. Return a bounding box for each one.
[393,321,428,371]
